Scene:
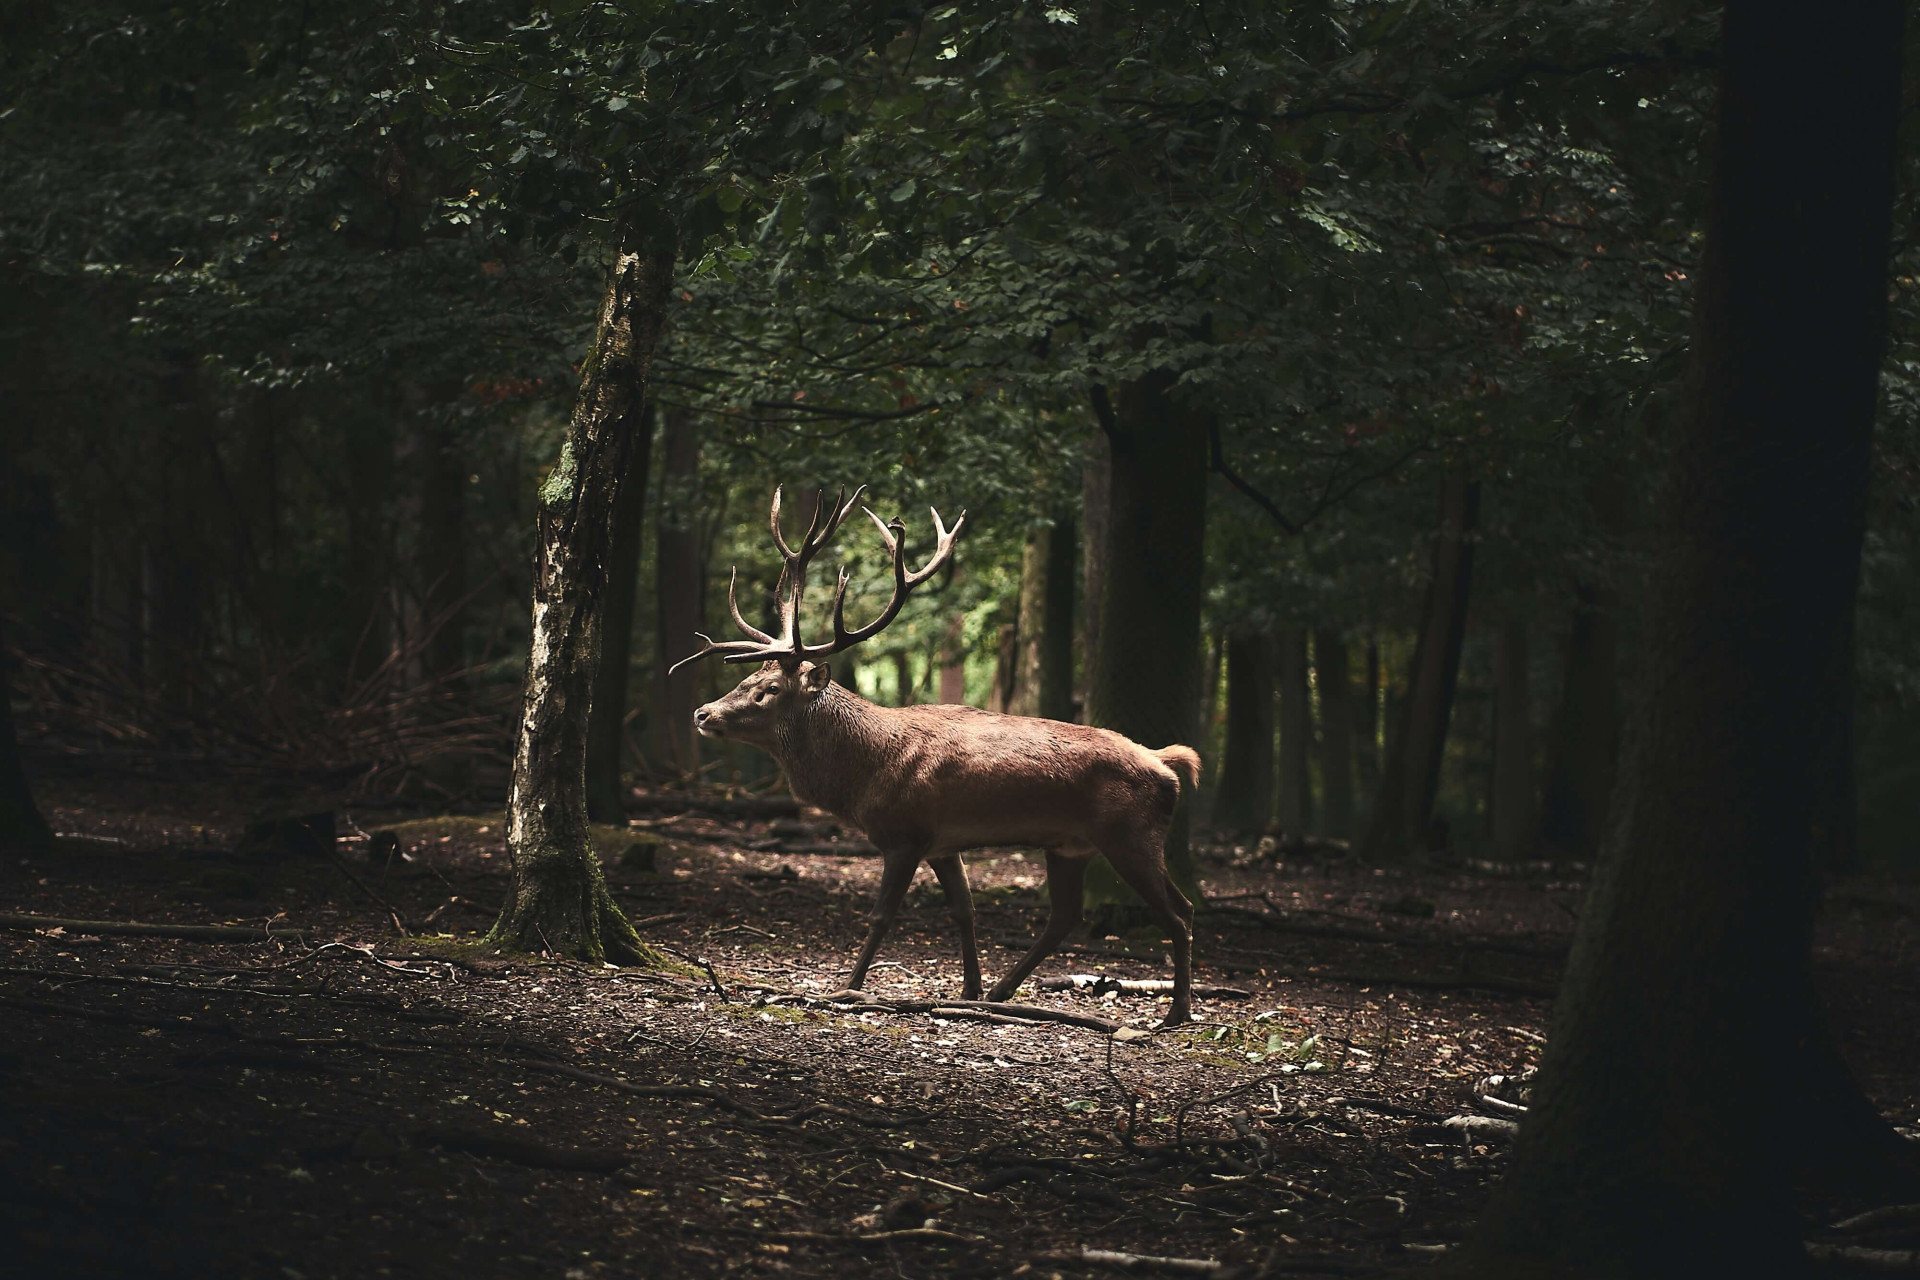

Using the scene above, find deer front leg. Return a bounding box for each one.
[985,852,1086,1003]
[843,851,920,993]
[929,854,981,1000]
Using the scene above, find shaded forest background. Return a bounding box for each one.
[4,0,1918,872]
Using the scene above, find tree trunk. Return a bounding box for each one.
[0,619,52,852]
[1491,615,1537,861]
[1012,525,1049,717]
[1083,377,1208,905]
[1810,604,1858,877]
[990,620,1019,713]
[1539,582,1622,858]
[488,224,675,965]
[1466,6,1907,1272]
[891,652,915,706]
[1276,625,1313,835]
[651,406,704,778]
[1360,473,1479,861]
[1316,630,1357,839]
[1040,510,1077,722]
[585,403,655,824]
[1356,636,1383,810]
[1212,630,1274,834]
[415,411,468,682]
[1081,429,1111,722]
[939,614,967,704]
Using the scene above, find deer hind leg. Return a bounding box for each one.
[984,851,1087,1003]
[929,854,982,1000]
[844,850,920,994]
[1099,833,1196,1028]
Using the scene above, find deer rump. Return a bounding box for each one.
[676,484,1200,1027]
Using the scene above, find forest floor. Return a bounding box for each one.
[3,771,1917,1280]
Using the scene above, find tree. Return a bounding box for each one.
[1213,629,1274,833]
[1361,473,1480,860]
[1464,3,1909,1273]
[0,620,54,852]
[1490,616,1537,861]
[1315,630,1359,839]
[488,224,675,963]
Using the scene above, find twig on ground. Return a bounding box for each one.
[1034,1247,1222,1274]
[802,992,1121,1034]
[1039,975,1252,1000]
[515,1058,919,1128]
[1834,1204,1920,1233]
[1328,1095,1450,1122]
[1803,1242,1920,1271]
[0,913,309,943]
[1442,1115,1519,1141]
[324,849,410,936]
[657,945,728,999]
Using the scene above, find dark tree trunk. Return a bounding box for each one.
[891,652,915,706]
[1212,630,1274,834]
[1316,630,1357,839]
[0,619,52,852]
[651,406,704,777]
[585,403,655,824]
[991,620,1019,713]
[1084,377,1208,904]
[1360,473,1479,860]
[1356,637,1383,809]
[488,224,675,965]
[1276,626,1313,835]
[1080,429,1111,722]
[1466,6,1907,1273]
[1810,604,1858,878]
[938,614,966,704]
[343,408,393,683]
[1040,509,1078,723]
[1491,615,1538,861]
[415,413,467,682]
[1012,525,1048,716]
[1539,583,1622,858]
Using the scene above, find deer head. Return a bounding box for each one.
[674,485,964,745]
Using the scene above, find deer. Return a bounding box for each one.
[670,486,1201,1027]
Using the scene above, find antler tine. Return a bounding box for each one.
[669,631,778,676]
[725,567,776,645]
[903,507,967,587]
[822,508,911,652]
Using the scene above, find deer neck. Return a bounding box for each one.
[773,685,886,818]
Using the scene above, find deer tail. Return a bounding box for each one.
[1155,745,1202,797]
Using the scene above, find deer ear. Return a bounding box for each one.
[799,661,832,694]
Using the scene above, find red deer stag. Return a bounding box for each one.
[672,486,1200,1026]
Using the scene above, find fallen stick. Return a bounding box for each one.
[323,849,410,936]
[1833,1205,1920,1233]
[1803,1242,1920,1272]
[1038,975,1252,1000]
[1035,1247,1222,1275]
[1442,1115,1519,1141]
[0,913,309,943]
[822,994,1121,1034]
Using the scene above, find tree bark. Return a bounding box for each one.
[651,406,704,778]
[0,619,53,852]
[1316,630,1357,839]
[1539,576,1622,857]
[1356,637,1382,810]
[585,403,654,824]
[939,614,966,704]
[990,619,1019,713]
[1360,473,1479,861]
[1276,626,1314,835]
[1809,604,1858,877]
[1083,377,1208,905]
[1491,615,1537,861]
[414,411,468,683]
[1212,629,1274,834]
[488,223,675,965]
[1012,525,1049,716]
[1465,5,1907,1272]
[1081,429,1111,722]
[1040,510,1077,723]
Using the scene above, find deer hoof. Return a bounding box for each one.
[1158,1008,1193,1030]
[960,982,983,1001]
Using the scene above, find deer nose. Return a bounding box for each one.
[693,707,711,725]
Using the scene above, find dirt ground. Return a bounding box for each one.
[3,772,1916,1280]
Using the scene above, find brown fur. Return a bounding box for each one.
[695,660,1199,1025]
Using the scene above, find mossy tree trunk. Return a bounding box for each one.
[1464,4,1907,1271]
[489,220,675,964]
[1212,629,1274,834]
[585,403,654,824]
[1360,472,1478,861]
[1084,375,1208,906]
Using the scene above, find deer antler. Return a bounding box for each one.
[668,485,966,674]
